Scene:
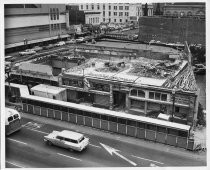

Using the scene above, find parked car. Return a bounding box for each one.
[76,37,85,43]
[44,130,89,152]
[19,49,36,56]
[66,39,76,44]
[193,64,206,75]
[32,46,43,52]
[55,41,66,46]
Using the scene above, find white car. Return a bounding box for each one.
[19,49,36,56]
[44,130,89,152]
[76,37,85,42]
[55,41,66,46]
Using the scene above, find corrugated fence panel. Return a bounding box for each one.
[93,118,100,129]
[34,106,40,115]
[28,104,34,114]
[23,103,28,112]
[41,107,48,117]
[156,132,166,144]
[84,117,92,127]
[118,124,126,135]
[54,110,62,120]
[177,137,187,149]
[48,109,54,118]
[127,126,136,137]
[62,112,68,121]
[101,120,108,131]
[187,139,194,150]
[77,115,84,125]
[166,134,177,146]
[146,129,156,141]
[109,122,118,133]
[69,113,76,123]
[136,128,145,139]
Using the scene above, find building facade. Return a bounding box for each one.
[85,12,101,25]
[5,4,68,46]
[78,3,143,23]
[163,2,205,18]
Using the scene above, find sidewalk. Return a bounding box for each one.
[21,112,206,161]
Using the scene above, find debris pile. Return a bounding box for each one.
[163,66,197,92]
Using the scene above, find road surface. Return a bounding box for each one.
[5,115,206,168]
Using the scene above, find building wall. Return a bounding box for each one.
[5,4,67,45]
[79,3,142,23]
[85,13,101,25]
[138,17,205,44]
[163,3,205,17]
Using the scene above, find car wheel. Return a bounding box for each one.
[47,141,53,146]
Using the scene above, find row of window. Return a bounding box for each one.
[103,11,129,17]
[81,4,129,11]
[50,8,59,20]
[88,17,100,24]
[51,24,60,31]
[22,98,188,137]
[149,92,167,101]
[103,18,126,23]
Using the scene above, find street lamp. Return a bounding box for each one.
[171,86,177,122]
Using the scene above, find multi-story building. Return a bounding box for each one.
[78,3,143,23]
[5,4,68,49]
[163,2,205,18]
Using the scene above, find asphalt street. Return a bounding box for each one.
[5,113,206,168]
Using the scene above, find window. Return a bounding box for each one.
[92,4,94,10]
[50,8,53,20]
[93,18,95,23]
[120,19,122,22]
[86,5,88,9]
[149,92,155,99]
[109,18,111,22]
[119,6,123,10]
[8,116,13,122]
[109,5,111,10]
[56,8,59,20]
[138,90,145,97]
[131,100,144,109]
[84,111,92,117]
[53,8,56,20]
[131,89,137,96]
[175,107,180,113]
[114,12,117,16]
[92,113,100,119]
[103,18,105,22]
[101,115,108,120]
[161,94,167,101]
[56,136,64,140]
[114,19,116,22]
[155,93,161,100]
[125,12,129,16]
[125,6,129,10]
[109,11,111,16]
[81,5,83,10]
[103,4,105,10]
[103,11,105,17]
[119,12,123,16]
[97,4,100,10]
[168,128,178,136]
[114,6,117,10]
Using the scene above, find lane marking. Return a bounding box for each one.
[6,161,25,168]
[89,143,101,148]
[131,155,164,165]
[7,138,28,145]
[57,153,82,161]
[28,128,49,135]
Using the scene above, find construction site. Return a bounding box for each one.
[9,41,199,127]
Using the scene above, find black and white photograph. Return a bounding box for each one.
[1,0,208,169]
